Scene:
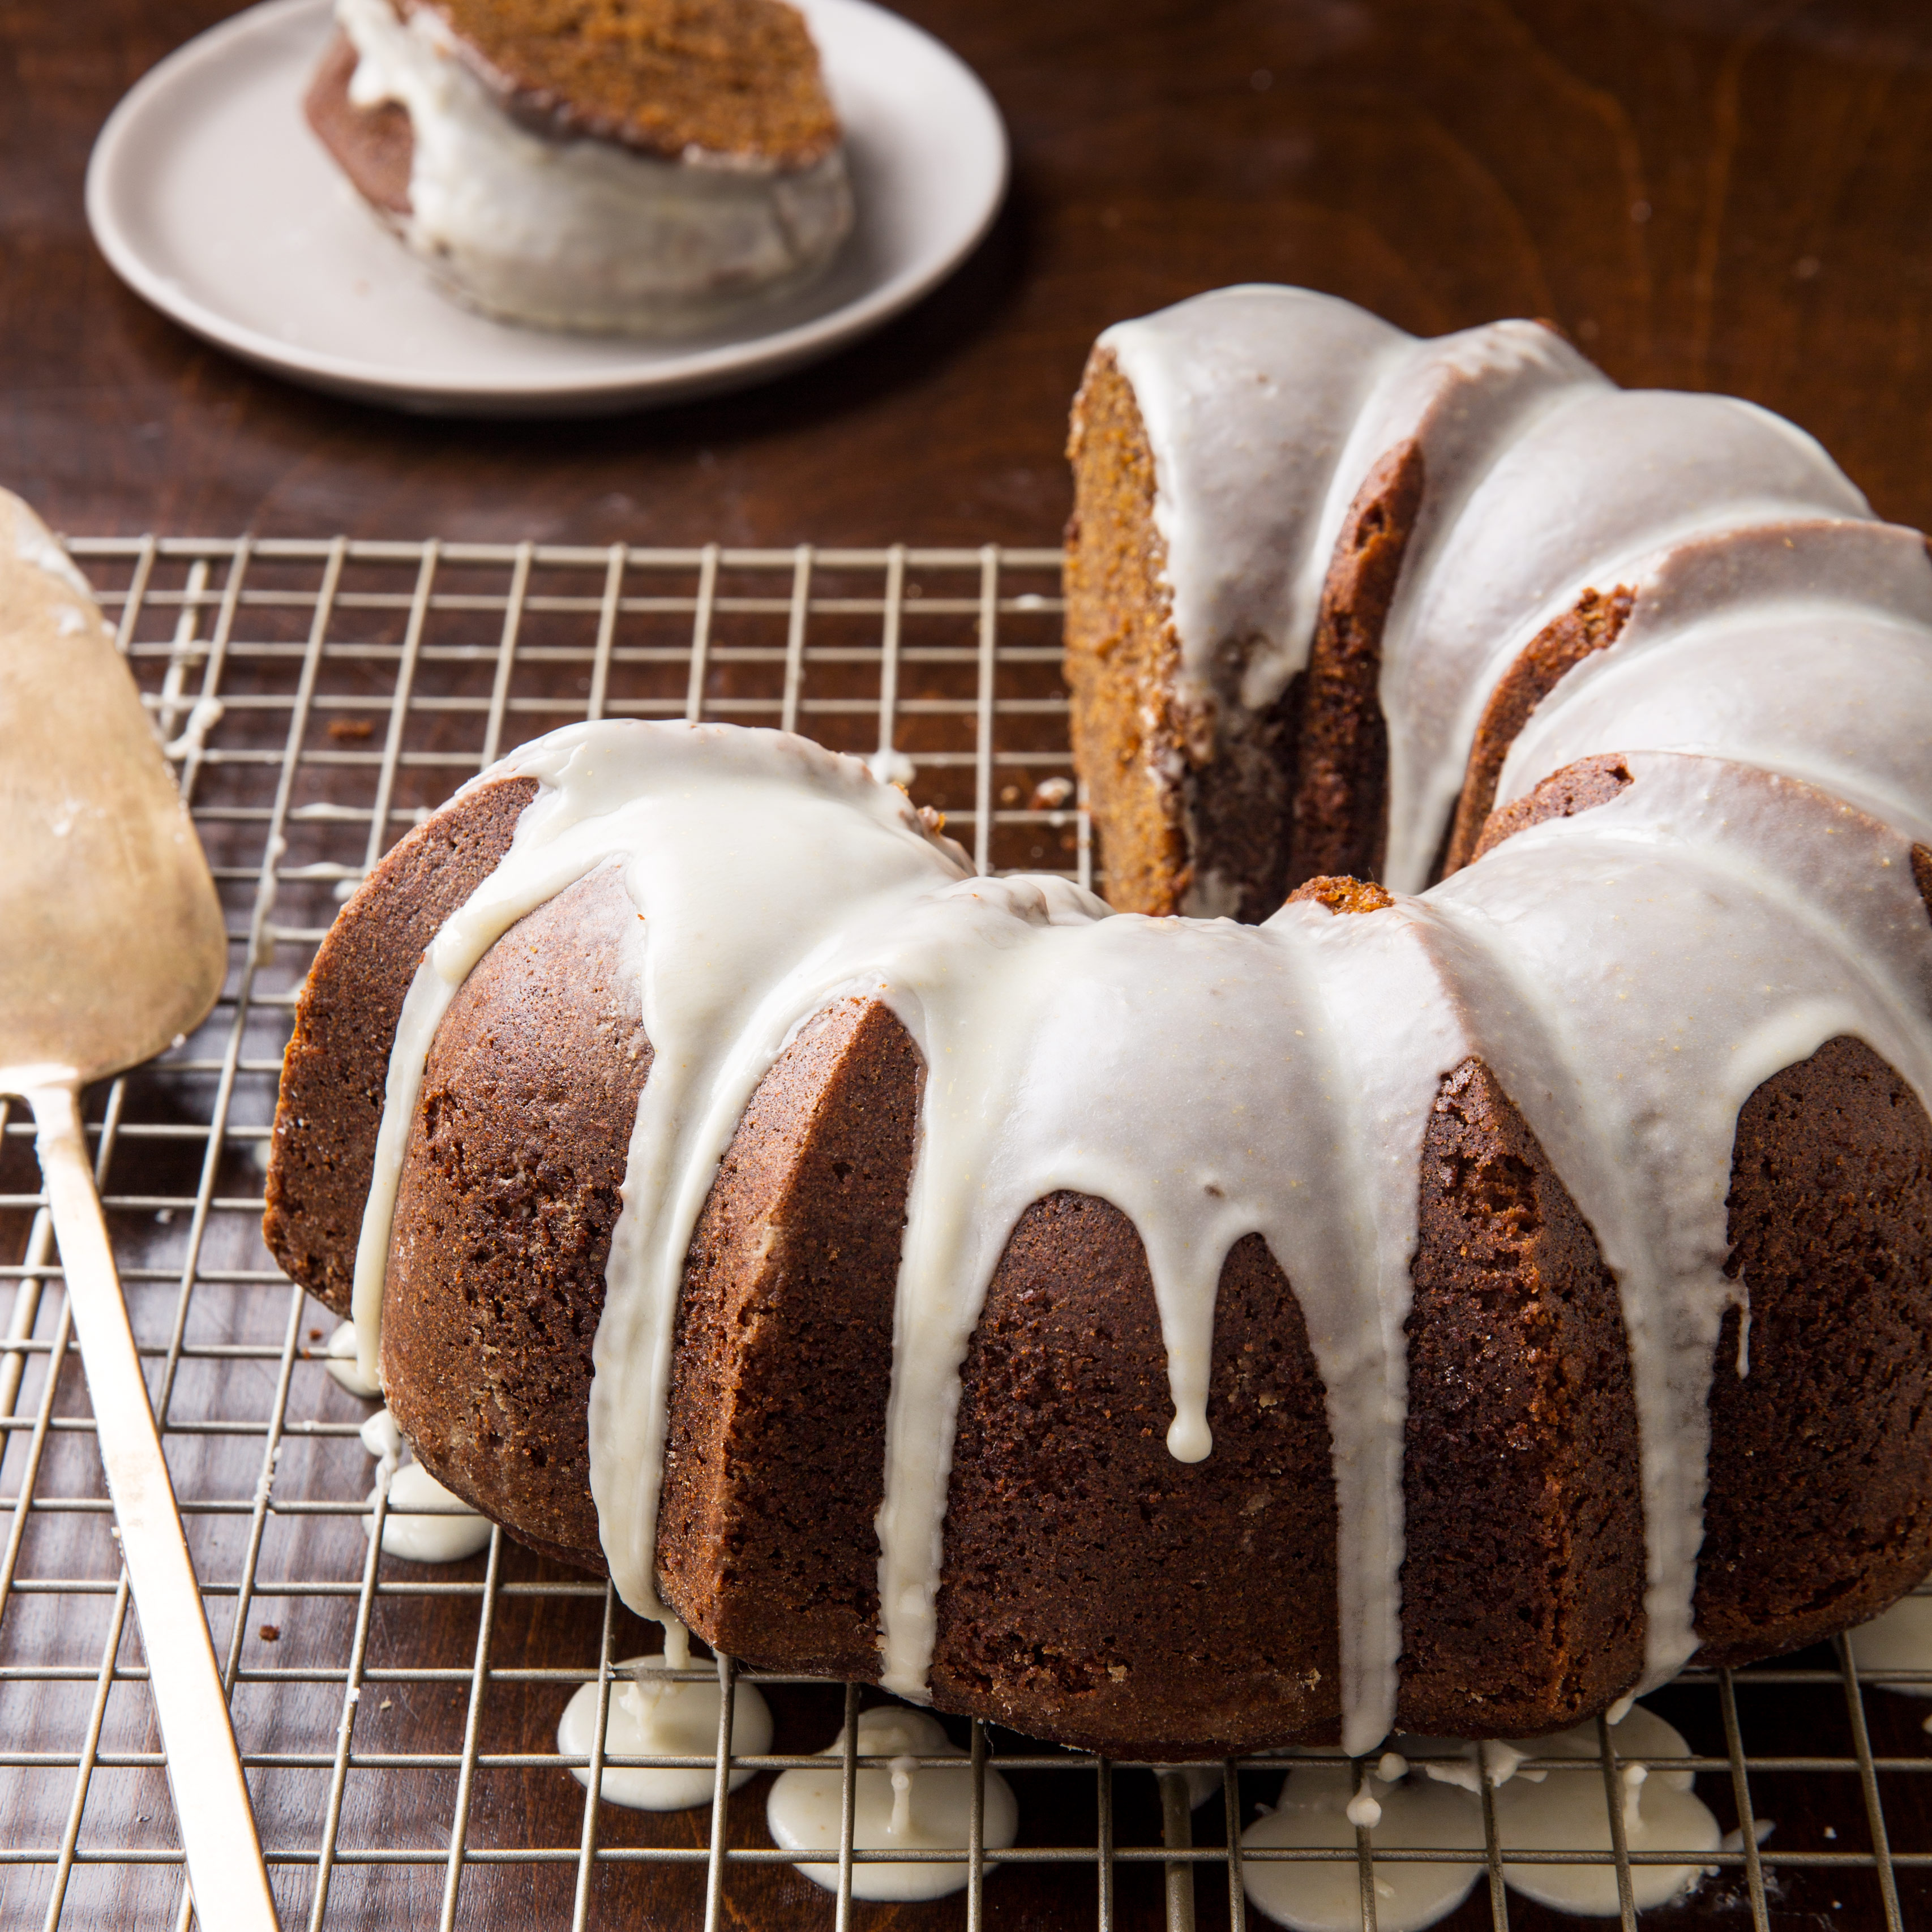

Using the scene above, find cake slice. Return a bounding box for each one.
[304,0,854,333]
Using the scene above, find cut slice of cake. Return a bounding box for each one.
[304,0,854,335]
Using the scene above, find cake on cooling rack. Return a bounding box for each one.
[303,0,853,333]
[265,286,1932,1762]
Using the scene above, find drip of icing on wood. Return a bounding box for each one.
[1487,1706,1719,1916]
[1847,1593,1932,1695]
[556,1652,772,1813]
[357,1405,490,1563]
[765,1706,1018,1901]
[1241,1758,1483,1932]
[366,1462,492,1563]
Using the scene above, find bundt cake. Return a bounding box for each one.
[305,0,854,333]
[266,285,1932,1762]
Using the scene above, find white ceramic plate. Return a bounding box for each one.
[85,0,1008,416]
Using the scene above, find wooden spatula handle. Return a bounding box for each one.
[29,1081,279,1931]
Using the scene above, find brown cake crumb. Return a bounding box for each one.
[1284,875,1394,916]
[1063,349,1192,916]
[1064,348,1309,922]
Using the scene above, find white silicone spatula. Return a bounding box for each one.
[0,491,278,1929]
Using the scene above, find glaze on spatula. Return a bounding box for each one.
[0,491,275,1929]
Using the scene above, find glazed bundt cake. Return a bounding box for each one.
[266,285,1932,1760]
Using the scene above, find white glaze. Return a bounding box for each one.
[324,1318,382,1398]
[1405,1736,1526,1795]
[1405,1701,1690,1798]
[1096,294,1602,849]
[869,887,1459,1730]
[556,1652,773,1810]
[1104,288,1882,891]
[359,1405,404,1463]
[1492,1706,1719,1914]
[1493,517,1932,842]
[765,1705,1018,1901]
[334,0,853,336]
[1241,1758,1483,1932]
[351,723,971,1617]
[1848,1593,1932,1694]
[364,1457,492,1562]
[1099,286,1408,717]
[348,720,1450,1741]
[1377,385,1866,889]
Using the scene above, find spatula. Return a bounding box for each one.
[0,491,279,1928]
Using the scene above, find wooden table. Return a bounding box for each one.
[11,0,1932,548]
[6,2,1932,1927]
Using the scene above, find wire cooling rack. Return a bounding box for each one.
[1,533,1929,1931]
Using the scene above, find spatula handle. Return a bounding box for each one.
[29,1082,279,1931]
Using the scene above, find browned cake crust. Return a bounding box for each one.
[383,942,928,1627]
[304,32,414,219]
[416,0,840,166]
[930,1198,1342,1757]
[1470,753,1635,863]
[264,774,537,1317]
[1401,1056,1645,1734]
[657,997,924,1680]
[1286,880,1647,1734]
[1698,1034,1932,1661]
[1287,442,1425,890]
[1457,756,1932,1672]
[1441,586,1636,875]
[380,866,648,1567]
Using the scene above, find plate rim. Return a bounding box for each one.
[84,0,1009,415]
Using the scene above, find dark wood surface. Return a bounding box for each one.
[9,1,1932,1926]
[12,0,1932,548]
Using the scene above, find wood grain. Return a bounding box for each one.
[10,1,1932,546]
[7,1,1932,1925]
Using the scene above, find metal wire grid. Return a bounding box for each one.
[0,533,1926,1929]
